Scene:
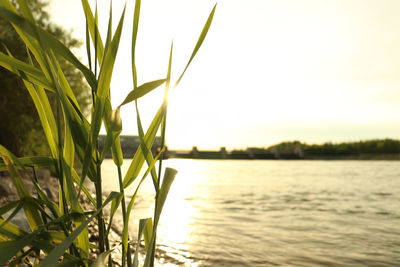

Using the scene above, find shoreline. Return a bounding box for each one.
[0,173,184,266]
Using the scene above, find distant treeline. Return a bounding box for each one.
[267,139,400,157]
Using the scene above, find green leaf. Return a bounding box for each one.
[99,127,119,163]
[123,105,164,188]
[0,232,39,266]
[142,218,153,251]
[133,218,150,267]
[79,95,105,188]
[90,96,106,147]
[135,102,158,190]
[90,250,114,267]
[15,0,34,22]
[143,168,177,267]
[0,1,51,81]
[155,167,177,224]
[97,4,126,99]
[0,156,54,172]
[102,0,113,63]
[122,149,163,257]
[71,168,96,206]
[0,200,20,217]
[175,4,216,87]
[3,46,59,158]
[0,7,97,89]
[105,193,123,238]
[0,155,43,231]
[85,19,92,71]
[39,192,120,267]
[0,51,53,90]
[102,99,123,166]
[108,106,122,133]
[62,121,90,257]
[0,200,24,230]
[120,79,166,107]
[46,60,97,181]
[0,218,27,240]
[81,0,104,65]
[132,0,141,89]
[158,42,173,180]
[0,211,87,266]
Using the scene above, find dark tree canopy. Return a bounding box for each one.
[0,0,90,156]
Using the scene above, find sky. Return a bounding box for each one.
[48,0,400,150]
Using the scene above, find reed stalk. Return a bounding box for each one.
[0,0,216,266]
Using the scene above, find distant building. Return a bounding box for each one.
[98,135,161,158]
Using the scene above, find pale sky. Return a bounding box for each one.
[49,0,400,150]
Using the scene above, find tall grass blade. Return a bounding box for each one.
[0,200,24,230]
[25,82,59,158]
[143,168,177,267]
[80,95,104,188]
[4,46,60,158]
[86,20,92,71]
[0,149,60,220]
[122,149,163,258]
[71,169,96,206]
[0,7,97,88]
[62,121,90,257]
[0,156,53,172]
[105,193,123,238]
[39,192,120,267]
[133,218,150,267]
[0,1,52,80]
[158,42,173,181]
[81,0,104,65]
[135,102,158,190]
[119,79,166,107]
[97,4,126,98]
[103,0,113,61]
[48,63,97,181]
[132,0,141,89]
[0,210,92,266]
[123,105,164,188]
[0,155,43,231]
[94,2,98,78]
[90,249,114,267]
[15,0,34,22]
[99,127,119,163]
[0,51,53,90]
[0,218,26,240]
[0,200,20,218]
[175,4,216,87]
[103,99,123,166]
[0,232,40,266]
[155,167,177,223]
[142,218,153,251]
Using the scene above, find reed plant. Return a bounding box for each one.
[0,0,215,266]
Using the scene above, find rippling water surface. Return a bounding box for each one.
[101,159,400,266]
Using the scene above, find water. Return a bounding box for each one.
[101,159,400,266]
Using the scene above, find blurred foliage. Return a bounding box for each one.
[0,0,90,156]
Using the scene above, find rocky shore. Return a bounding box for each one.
[0,170,130,265]
[0,170,181,266]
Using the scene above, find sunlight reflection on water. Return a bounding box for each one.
[101,159,400,266]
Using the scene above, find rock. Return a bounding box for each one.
[4,209,31,232]
[0,184,8,198]
[37,169,51,180]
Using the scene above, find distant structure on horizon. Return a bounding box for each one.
[168,146,304,160]
[98,135,162,158]
[98,136,398,160]
[98,135,303,160]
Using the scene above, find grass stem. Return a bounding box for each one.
[117,165,132,267]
